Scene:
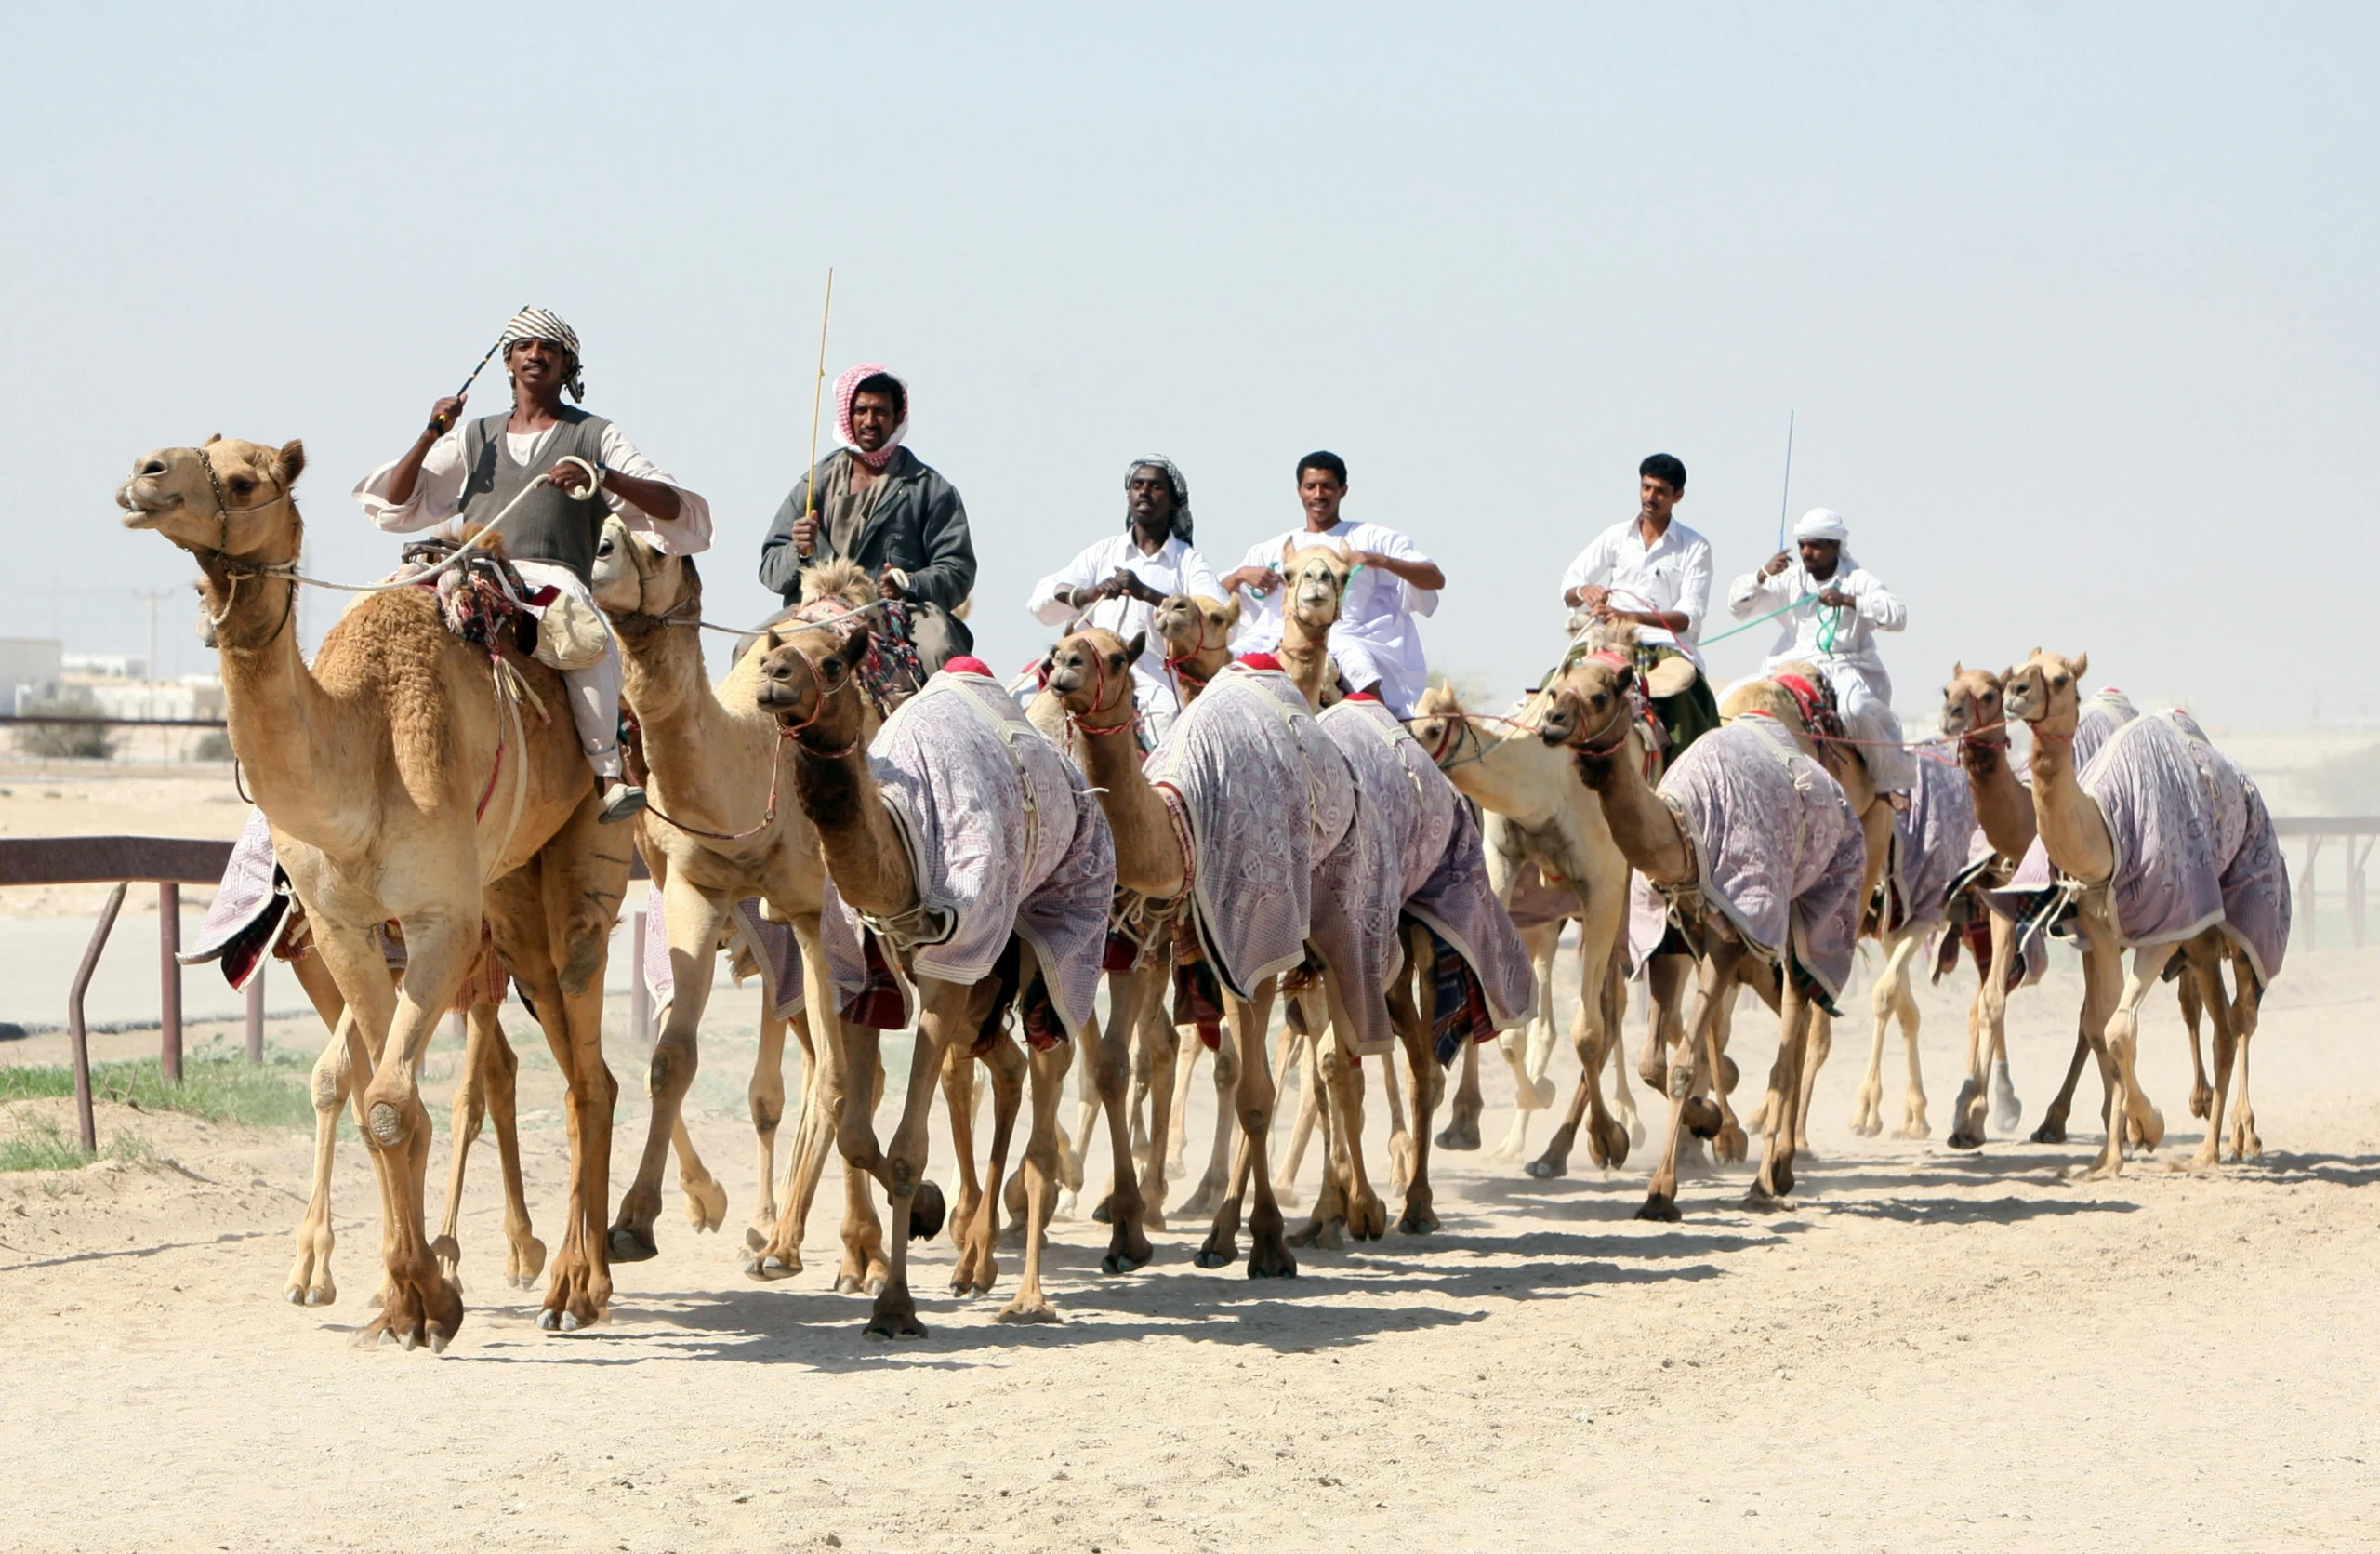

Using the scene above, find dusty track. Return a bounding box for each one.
[1,936,2374,1552]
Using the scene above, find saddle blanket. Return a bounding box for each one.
[640,883,805,1019]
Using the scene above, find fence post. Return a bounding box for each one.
[159,882,182,1083]
[245,963,265,1064]
[71,884,129,1154]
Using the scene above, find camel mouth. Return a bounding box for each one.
[115,480,179,527]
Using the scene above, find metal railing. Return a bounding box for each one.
[2277,816,2380,950]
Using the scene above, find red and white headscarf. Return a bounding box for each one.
[834,363,909,471]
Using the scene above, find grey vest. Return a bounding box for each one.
[458,408,613,581]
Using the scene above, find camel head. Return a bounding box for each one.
[2002,648,2089,732]
[1940,662,2009,749]
[591,515,702,629]
[1536,650,1635,772]
[116,437,306,564]
[1153,592,1238,660]
[1280,539,1353,631]
[1046,627,1145,733]
[1408,681,1482,771]
[754,622,875,751]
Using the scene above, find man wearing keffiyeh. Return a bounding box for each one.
[758,363,979,669]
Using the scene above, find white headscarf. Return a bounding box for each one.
[499,306,586,401]
[1793,508,1850,543]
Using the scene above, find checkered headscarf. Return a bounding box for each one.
[499,306,586,401]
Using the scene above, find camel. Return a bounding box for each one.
[588,524,891,1288]
[1276,538,1355,711]
[2002,650,2287,1175]
[1540,650,1864,1218]
[118,438,629,1346]
[1151,591,1239,707]
[1407,682,1638,1175]
[753,630,1116,1333]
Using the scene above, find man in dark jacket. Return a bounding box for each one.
[758,363,976,667]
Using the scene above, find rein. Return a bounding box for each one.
[641,726,798,843]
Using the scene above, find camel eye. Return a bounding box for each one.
[230,477,256,497]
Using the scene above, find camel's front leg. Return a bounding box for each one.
[1488,918,1565,1161]
[1436,1018,1485,1151]
[956,1031,1027,1297]
[2185,941,2240,1170]
[939,1042,986,1285]
[1749,974,1811,1207]
[1196,979,1290,1276]
[749,923,883,1290]
[2179,966,2214,1121]
[862,981,966,1341]
[2034,915,2110,1145]
[1167,1038,1203,1175]
[1134,1000,1182,1229]
[1850,931,1925,1137]
[1791,1004,1834,1158]
[998,1038,1070,1323]
[1378,1048,1414,1195]
[1177,1012,1239,1219]
[1094,964,1160,1272]
[745,1001,789,1249]
[1641,942,1741,1220]
[433,1000,544,1291]
[611,882,731,1262]
[2083,934,2170,1178]
[1950,917,2016,1148]
[1274,1016,1321,1208]
[2226,956,2265,1161]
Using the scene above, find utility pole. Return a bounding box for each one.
[136,588,172,684]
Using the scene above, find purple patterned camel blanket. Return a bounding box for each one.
[817,671,1116,1040]
[1320,699,1537,1049]
[641,883,805,1020]
[1143,666,1354,1008]
[1627,715,1867,1002]
[179,808,289,990]
[2072,710,2290,982]
[1884,750,1978,935]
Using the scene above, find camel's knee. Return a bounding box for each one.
[646,1026,699,1098]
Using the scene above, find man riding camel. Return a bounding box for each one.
[1025,457,1220,739]
[1726,506,1915,803]
[356,306,712,824]
[1559,451,1720,754]
[758,363,977,670]
[1221,450,1446,717]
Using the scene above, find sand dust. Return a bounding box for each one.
[1,904,2373,1552]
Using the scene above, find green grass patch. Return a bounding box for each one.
[0,1049,313,1131]
[0,1111,157,1173]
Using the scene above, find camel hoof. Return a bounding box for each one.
[996,1298,1060,1324]
[743,1251,803,1282]
[2188,1084,2214,1121]
[1524,1152,1567,1180]
[1990,1064,2024,1133]
[1635,1194,1681,1223]
[1946,1130,1984,1151]
[1718,1055,1740,1094]
[607,1223,660,1264]
[1848,1112,1883,1138]
[1894,1122,1930,1142]
[1713,1123,1749,1165]
[863,1302,929,1342]
[744,1226,769,1253]
[1102,1239,1152,1275]
[683,1176,729,1233]
[1591,1117,1632,1171]
[2136,1107,2166,1150]
[908,1181,947,1242]
[1682,1097,1724,1139]
[1247,1247,1298,1280]
[1434,1117,1482,1152]
[2030,1119,2069,1145]
[1091,1196,1113,1225]
[1743,1187,1789,1213]
[1396,1203,1440,1235]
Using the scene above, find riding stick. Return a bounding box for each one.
[798,267,835,559]
[428,307,523,435]
[1776,408,1796,554]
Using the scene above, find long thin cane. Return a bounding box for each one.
[797,268,835,558]
[1776,408,1796,554]
[428,307,523,435]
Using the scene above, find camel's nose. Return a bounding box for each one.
[139,458,168,477]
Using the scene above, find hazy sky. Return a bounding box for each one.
[7,4,2373,728]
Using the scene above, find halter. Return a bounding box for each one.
[765,635,866,756]
[178,447,301,648]
[1064,641,1139,737]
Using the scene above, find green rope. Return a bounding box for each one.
[1697,593,1818,646]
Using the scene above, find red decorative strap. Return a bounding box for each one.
[942,655,993,677]
[1236,651,1282,672]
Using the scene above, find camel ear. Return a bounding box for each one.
[763,628,783,652]
[837,623,874,668]
[204,433,222,446]
[2069,651,2088,682]
[1217,595,1241,627]
[277,439,306,486]
[1951,660,1964,677]
[1334,540,1354,563]
[1122,631,1146,665]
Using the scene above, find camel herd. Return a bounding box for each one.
[110,436,2292,1352]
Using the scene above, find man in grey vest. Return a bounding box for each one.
[757,362,976,669]
[354,306,712,822]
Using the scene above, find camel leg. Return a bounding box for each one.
[1273,1016,1317,1209]
[844,979,965,1342]
[2033,914,2114,1145]
[1195,979,1291,1276]
[1379,1049,1415,1197]
[610,882,731,1263]
[1177,1013,1239,1219]
[744,1002,789,1250]
[2084,937,2171,1178]
[1062,1022,1104,1215]
[284,990,358,1308]
[1436,1028,1485,1151]
[2179,968,2213,1121]
[1295,1024,1383,1246]
[998,1034,1069,1323]
[2185,939,2239,1171]
[1790,1004,1833,1161]
[465,1002,543,1291]
[1604,960,1643,1145]
[1095,965,1159,1272]
[750,922,884,1290]
[957,1030,1028,1296]
[430,1001,509,1287]
[1749,973,1812,1207]
[1487,920,1560,1160]
[1395,926,1442,1235]
[1641,940,1744,1220]
[1167,1038,1202,1175]
[1565,884,1632,1171]
[1136,1003,1182,1229]
[939,1042,986,1282]
[1951,917,2013,1147]
[2227,954,2265,1161]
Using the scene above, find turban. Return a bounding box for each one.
[835,363,910,471]
[1123,456,1193,544]
[1793,508,1850,543]
[498,307,586,402]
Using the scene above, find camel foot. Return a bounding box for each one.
[742,1243,805,1282]
[682,1175,729,1233]
[607,1223,660,1264]
[2229,1119,2263,1162]
[1713,1123,1749,1165]
[1386,1132,1417,1196]
[1435,1106,1483,1152]
[430,1234,462,1288]
[1590,1114,1632,1171]
[1247,1213,1297,1280]
[1395,1194,1439,1235]
[1635,1045,1667,1092]
[508,1237,548,1291]
[2188,1080,2214,1121]
[908,1181,947,1242]
[1742,1188,1791,1213]
[1288,1213,1344,1251]
[1621,1109,1646,1149]
[1989,1061,2023,1133]
[284,1246,337,1308]
[1195,1201,1242,1270]
[537,1254,608,1333]
[2031,1115,2070,1146]
[1946,1127,1985,1151]
[1682,1097,1724,1139]
[1847,1097,1884,1137]
[364,1263,463,1352]
[996,1294,1060,1324]
[862,1293,929,1342]
[1894,1111,1931,1142]
[744,1225,769,1253]
[1347,1187,1387,1242]
[1102,1220,1153,1275]
[1526,1123,1578,1180]
[1177,1175,1225,1221]
[832,1270,867,1295]
[1635,1192,1681,1223]
[2135,1107,2166,1151]
[1091,1195,1113,1225]
[1719,1055,1740,1094]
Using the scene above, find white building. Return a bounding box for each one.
[0,638,63,714]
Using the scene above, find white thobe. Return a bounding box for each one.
[1025,531,1220,732]
[354,423,711,777]
[1557,516,1714,670]
[1726,557,1914,791]
[1232,520,1439,717]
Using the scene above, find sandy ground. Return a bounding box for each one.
[2,895,2374,1552]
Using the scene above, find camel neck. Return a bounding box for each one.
[1075,722,1184,898]
[1576,737,1692,886]
[2024,718,2112,883]
[789,728,914,917]
[1278,610,1336,711]
[210,568,361,849]
[1960,738,2035,860]
[619,615,779,834]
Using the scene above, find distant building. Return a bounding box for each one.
[0,638,63,714]
[81,676,224,723]
[60,652,148,680]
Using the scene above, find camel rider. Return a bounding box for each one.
[1559,451,1720,754]
[1026,458,1221,740]
[1220,451,1446,717]
[758,363,978,671]
[356,306,712,824]
[1726,507,1916,802]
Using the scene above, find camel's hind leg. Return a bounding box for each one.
[1176,1011,1240,1219]
[1195,977,1292,1278]
[998,1034,1070,1323]
[744,1000,791,1250]
[1849,929,1926,1139]
[845,978,971,1342]
[1535,949,1667,1179]
[1094,964,1161,1272]
[1951,914,2015,1149]
[2226,950,2265,1161]
[748,922,884,1292]
[1436,1030,1485,1151]
[1395,924,1443,1235]
[1274,1016,1320,1209]
[1379,1049,1415,1196]
[2179,968,2214,1121]
[610,882,731,1263]
[283,950,356,1308]
[1488,920,1563,1160]
[433,1000,542,1291]
[939,1041,986,1280]
[1135,1003,1182,1229]
[1167,1038,1203,1175]
[2183,935,2241,1170]
[1749,972,1813,1207]
[954,1029,1028,1297]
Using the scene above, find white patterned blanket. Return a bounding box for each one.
[1628,716,1866,1001]
[818,671,1116,1038]
[641,883,805,1019]
[1886,752,1977,934]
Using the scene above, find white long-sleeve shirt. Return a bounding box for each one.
[1556,516,1713,669]
[1726,556,1906,700]
[353,421,713,554]
[1025,531,1221,718]
[1233,520,1440,715]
